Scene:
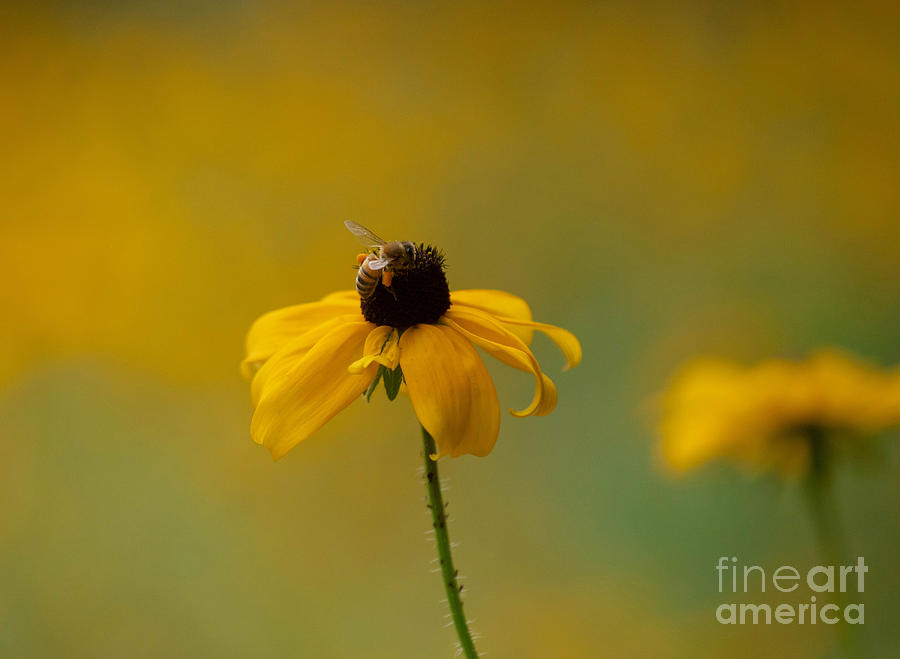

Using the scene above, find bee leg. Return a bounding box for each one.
[356,253,368,265]
[381,270,399,299]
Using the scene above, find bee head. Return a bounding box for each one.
[384,241,417,268]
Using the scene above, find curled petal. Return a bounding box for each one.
[488,315,582,371]
[251,320,376,460]
[450,289,534,344]
[348,326,400,374]
[399,324,500,459]
[442,307,557,417]
[242,294,361,378]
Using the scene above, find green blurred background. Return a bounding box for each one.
[2,1,899,657]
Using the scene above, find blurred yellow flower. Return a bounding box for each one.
[242,244,581,460]
[658,351,900,476]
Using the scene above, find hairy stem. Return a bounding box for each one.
[421,426,478,658]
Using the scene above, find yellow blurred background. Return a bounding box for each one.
[2,1,898,656]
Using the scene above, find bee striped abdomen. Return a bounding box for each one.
[356,256,382,299]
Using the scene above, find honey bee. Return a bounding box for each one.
[344,220,417,299]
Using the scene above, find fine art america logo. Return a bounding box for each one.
[715,556,867,625]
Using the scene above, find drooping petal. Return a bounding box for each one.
[450,289,534,344]
[251,320,376,460]
[241,294,361,378]
[348,326,400,374]
[399,324,500,459]
[486,315,582,371]
[442,307,557,417]
[249,315,357,406]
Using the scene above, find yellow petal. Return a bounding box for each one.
[250,320,376,460]
[487,315,582,371]
[399,324,500,459]
[241,294,361,378]
[442,307,557,417]
[250,315,355,406]
[348,326,400,374]
[321,290,362,304]
[450,289,534,344]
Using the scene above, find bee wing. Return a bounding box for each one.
[344,220,386,248]
[366,257,389,270]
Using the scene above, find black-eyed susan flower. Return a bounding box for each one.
[241,243,581,461]
[658,350,900,476]
[242,230,581,658]
[659,351,898,656]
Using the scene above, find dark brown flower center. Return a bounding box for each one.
[360,243,450,328]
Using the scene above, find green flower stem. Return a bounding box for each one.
[804,428,849,565]
[421,425,478,659]
[803,429,860,659]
